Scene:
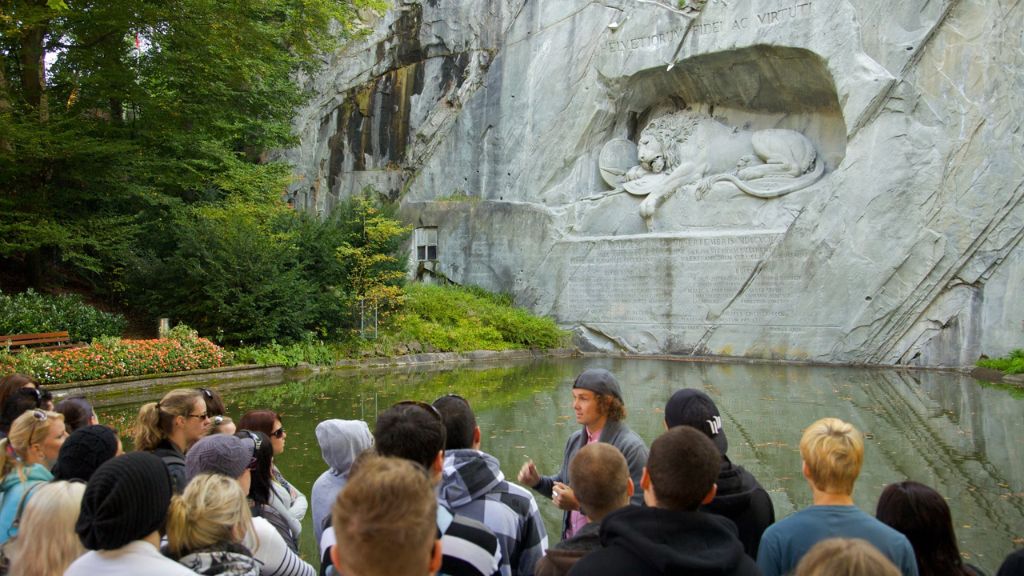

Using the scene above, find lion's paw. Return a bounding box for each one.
[695,179,713,200]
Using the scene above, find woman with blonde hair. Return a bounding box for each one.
[4,481,86,576]
[0,409,66,545]
[165,473,258,576]
[133,388,208,492]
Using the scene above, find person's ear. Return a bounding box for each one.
[330,545,342,572]
[640,467,651,492]
[701,483,718,505]
[472,426,481,448]
[432,451,444,475]
[801,461,810,480]
[428,539,443,575]
[626,477,635,498]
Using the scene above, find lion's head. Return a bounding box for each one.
[636,109,702,173]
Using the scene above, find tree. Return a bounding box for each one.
[336,196,411,334]
[0,0,385,290]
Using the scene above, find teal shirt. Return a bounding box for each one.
[756,505,919,576]
[0,464,53,544]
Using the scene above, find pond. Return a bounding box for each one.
[94,357,1024,573]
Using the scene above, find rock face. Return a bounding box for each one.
[281,0,1024,367]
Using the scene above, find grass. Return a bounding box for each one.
[977,349,1024,375]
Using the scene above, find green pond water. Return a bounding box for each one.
[93,357,1024,573]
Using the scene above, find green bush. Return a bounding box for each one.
[124,194,407,345]
[232,334,339,367]
[392,284,568,352]
[977,349,1024,375]
[0,289,127,341]
[126,201,322,345]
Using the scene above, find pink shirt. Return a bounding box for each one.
[565,427,601,539]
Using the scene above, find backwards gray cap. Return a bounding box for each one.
[572,368,623,402]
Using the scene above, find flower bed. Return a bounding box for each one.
[0,336,230,384]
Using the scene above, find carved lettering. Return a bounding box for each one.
[557,235,805,324]
[602,1,813,52]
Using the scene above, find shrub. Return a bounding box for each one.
[0,333,229,384]
[393,284,568,352]
[232,334,339,367]
[126,201,321,344]
[977,349,1024,375]
[0,289,127,341]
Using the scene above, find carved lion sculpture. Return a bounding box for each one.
[622,109,825,220]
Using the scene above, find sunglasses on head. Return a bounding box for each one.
[395,400,443,422]
[242,430,262,468]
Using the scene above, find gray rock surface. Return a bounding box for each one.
[280,0,1024,367]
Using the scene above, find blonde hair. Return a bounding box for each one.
[6,481,86,576]
[800,417,864,494]
[333,455,437,576]
[0,410,64,478]
[166,473,252,557]
[796,538,901,576]
[133,388,202,451]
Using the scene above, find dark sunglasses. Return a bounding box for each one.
[395,400,443,421]
[270,427,285,438]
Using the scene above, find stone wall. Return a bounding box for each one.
[280,0,1024,367]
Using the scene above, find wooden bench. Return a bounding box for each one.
[1,331,73,352]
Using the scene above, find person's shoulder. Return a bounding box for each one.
[442,513,501,576]
[446,512,500,549]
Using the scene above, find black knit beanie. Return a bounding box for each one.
[76,451,173,550]
[52,425,119,482]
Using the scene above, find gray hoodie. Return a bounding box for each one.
[310,419,373,547]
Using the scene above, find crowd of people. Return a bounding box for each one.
[0,368,1020,576]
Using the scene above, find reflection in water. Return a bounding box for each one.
[97,358,1024,572]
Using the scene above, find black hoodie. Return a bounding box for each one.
[567,506,762,576]
[702,458,775,559]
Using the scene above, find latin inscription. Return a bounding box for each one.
[557,234,806,324]
[604,1,813,53]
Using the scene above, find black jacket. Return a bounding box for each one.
[702,457,775,558]
[567,506,762,576]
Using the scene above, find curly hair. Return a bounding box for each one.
[598,394,626,422]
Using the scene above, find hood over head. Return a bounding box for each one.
[316,419,372,475]
[438,449,504,509]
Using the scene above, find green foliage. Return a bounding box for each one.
[232,334,340,367]
[390,284,569,353]
[0,331,229,384]
[0,289,127,341]
[126,200,321,344]
[0,0,385,293]
[126,196,408,346]
[335,195,411,316]
[977,349,1024,375]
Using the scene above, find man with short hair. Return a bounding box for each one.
[756,417,918,576]
[518,369,648,540]
[568,426,760,576]
[375,401,502,576]
[330,455,443,576]
[664,388,775,558]
[432,395,548,576]
[534,443,633,576]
